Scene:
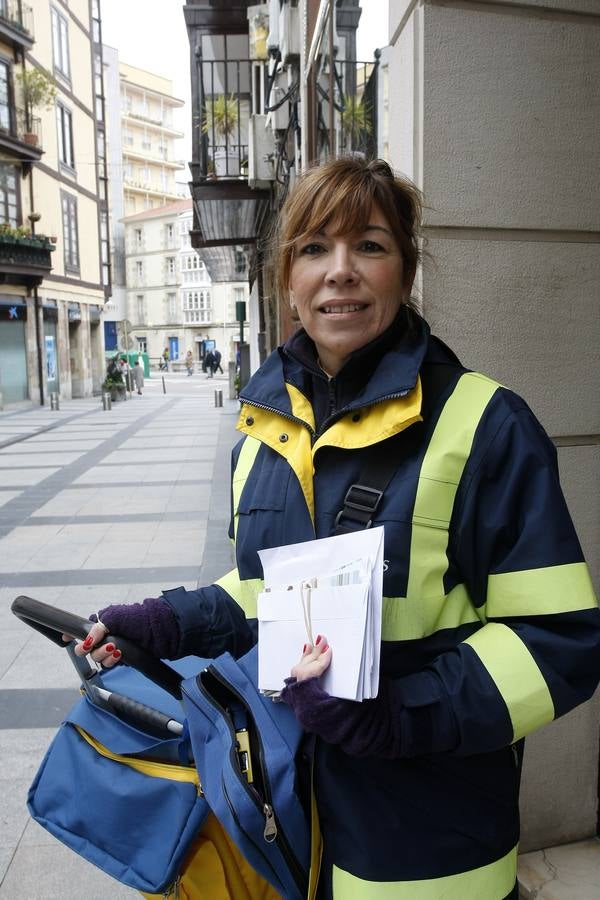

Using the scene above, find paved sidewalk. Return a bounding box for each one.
[0,373,239,899]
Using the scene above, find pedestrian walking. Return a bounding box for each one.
[204,350,215,378]
[162,348,170,371]
[73,157,600,900]
[132,360,144,395]
[185,350,194,376]
[212,347,223,374]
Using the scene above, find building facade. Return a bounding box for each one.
[123,198,248,368]
[0,0,109,406]
[102,51,186,352]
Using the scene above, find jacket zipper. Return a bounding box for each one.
[239,397,315,438]
[188,669,307,896]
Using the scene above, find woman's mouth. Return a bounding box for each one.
[321,303,366,314]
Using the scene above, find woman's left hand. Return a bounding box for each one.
[291,634,331,682]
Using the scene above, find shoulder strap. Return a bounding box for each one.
[332,363,459,535]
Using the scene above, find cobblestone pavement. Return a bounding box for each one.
[0,372,237,899]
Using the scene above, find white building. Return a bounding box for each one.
[123,199,248,368]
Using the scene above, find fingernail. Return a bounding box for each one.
[303,644,307,653]
[104,643,115,653]
[322,644,329,653]
[82,636,93,649]
[112,649,121,660]
[315,635,322,645]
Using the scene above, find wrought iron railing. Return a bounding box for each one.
[0,0,34,38]
[0,107,42,148]
[0,232,54,273]
[195,58,268,179]
[315,59,378,160]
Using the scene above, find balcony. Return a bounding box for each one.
[122,110,183,139]
[189,58,271,281]
[0,0,34,50]
[0,231,54,287]
[123,177,184,200]
[0,109,43,164]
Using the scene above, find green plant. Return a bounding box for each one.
[0,223,32,238]
[340,93,372,145]
[15,69,57,120]
[201,94,239,140]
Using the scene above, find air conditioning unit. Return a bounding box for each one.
[280,4,300,63]
[248,114,274,189]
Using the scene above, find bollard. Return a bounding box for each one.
[50,392,60,411]
[214,388,223,408]
[102,392,112,411]
[162,375,166,394]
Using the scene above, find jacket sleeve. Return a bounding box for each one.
[389,397,600,758]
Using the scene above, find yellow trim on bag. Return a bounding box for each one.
[332,844,517,899]
[381,583,483,642]
[312,378,423,455]
[74,726,202,791]
[464,623,555,740]
[487,562,598,618]
[216,569,264,619]
[407,372,500,602]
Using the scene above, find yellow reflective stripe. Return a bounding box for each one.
[381,583,482,642]
[332,845,517,899]
[74,726,201,789]
[232,436,262,539]
[464,623,555,740]
[312,379,422,455]
[407,372,500,601]
[487,562,598,618]
[216,568,263,619]
[237,402,315,523]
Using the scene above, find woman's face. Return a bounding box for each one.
[289,203,405,375]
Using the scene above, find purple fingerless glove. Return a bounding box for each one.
[91,597,180,659]
[280,677,401,758]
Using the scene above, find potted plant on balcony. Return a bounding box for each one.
[340,93,372,155]
[15,69,57,146]
[201,94,239,177]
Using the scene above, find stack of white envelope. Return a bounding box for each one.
[257,526,384,701]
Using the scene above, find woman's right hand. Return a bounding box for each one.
[62,619,122,668]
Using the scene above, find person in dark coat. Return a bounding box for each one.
[73,158,600,900]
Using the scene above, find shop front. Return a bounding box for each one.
[0,298,28,404]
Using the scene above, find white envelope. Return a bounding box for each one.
[257,526,385,700]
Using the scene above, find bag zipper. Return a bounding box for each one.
[188,670,307,896]
[74,726,202,794]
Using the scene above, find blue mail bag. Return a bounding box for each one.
[181,644,311,900]
[28,660,209,895]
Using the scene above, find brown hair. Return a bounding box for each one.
[274,157,423,302]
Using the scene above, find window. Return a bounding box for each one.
[56,103,75,169]
[134,228,143,248]
[136,295,145,321]
[183,289,211,323]
[136,337,147,352]
[51,7,71,80]
[0,61,10,132]
[135,260,143,281]
[165,223,173,243]
[61,191,79,273]
[166,256,176,274]
[167,292,177,319]
[100,210,110,287]
[0,163,18,227]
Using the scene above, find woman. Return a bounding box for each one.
[132,359,144,395]
[77,158,600,899]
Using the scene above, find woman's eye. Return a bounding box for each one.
[299,242,325,256]
[359,240,384,253]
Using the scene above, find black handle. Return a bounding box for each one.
[96,688,183,736]
[11,595,183,700]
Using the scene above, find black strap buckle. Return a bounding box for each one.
[333,483,384,531]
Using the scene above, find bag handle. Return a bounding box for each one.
[11,595,183,700]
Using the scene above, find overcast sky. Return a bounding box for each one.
[100,0,389,179]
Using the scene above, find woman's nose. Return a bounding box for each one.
[325,245,358,284]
